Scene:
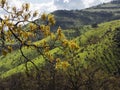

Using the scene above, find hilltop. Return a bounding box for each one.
[35,0,120,30]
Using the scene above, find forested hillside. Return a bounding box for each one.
[38,0,120,30]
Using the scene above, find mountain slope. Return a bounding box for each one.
[35,0,120,30]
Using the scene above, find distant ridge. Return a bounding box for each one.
[112,0,120,3]
[35,0,120,30]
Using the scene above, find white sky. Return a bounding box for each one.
[0,0,113,17]
[5,0,113,12]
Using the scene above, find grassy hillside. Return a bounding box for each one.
[77,20,120,73]
[0,20,120,78]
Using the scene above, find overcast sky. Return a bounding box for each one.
[0,0,112,17]
[7,0,112,12]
